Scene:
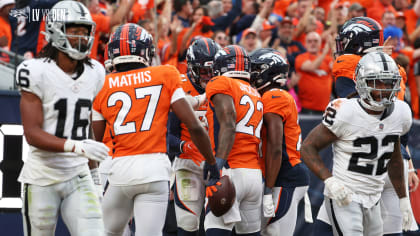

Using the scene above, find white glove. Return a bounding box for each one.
[263,194,275,217]
[64,139,109,162]
[90,168,103,201]
[324,176,353,207]
[400,197,413,231]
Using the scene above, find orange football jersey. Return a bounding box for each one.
[259,89,302,177]
[205,76,263,169]
[178,74,207,163]
[93,65,183,158]
[333,54,407,100]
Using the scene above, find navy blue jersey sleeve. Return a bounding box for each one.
[167,112,182,157]
[335,76,358,98]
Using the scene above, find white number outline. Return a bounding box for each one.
[236,95,263,138]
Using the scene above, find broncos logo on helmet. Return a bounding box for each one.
[186,37,221,89]
[213,45,251,80]
[250,48,289,90]
[108,23,155,67]
[336,17,383,56]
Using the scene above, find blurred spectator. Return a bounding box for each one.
[313,6,326,25]
[366,0,396,23]
[211,0,242,32]
[212,30,230,47]
[207,0,223,18]
[174,0,193,27]
[222,0,233,14]
[229,0,259,39]
[347,2,365,18]
[394,0,410,11]
[239,28,259,53]
[272,17,306,72]
[0,0,14,51]
[381,10,396,28]
[295,32,333,114]
[395,11,406,30]
[286,1,298,19]
[79,0,135,60]
[296,0,313,19]
[334,1,349,27]
[404,0,420,36]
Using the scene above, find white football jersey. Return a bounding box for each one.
[17,58,105,186]
[322,98,412,208]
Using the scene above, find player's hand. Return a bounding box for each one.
[195,93,207,107]
[203,160,220,186]
[408,170,419,192]
[181,141,201,165]
[263,186,275,217]
[206,182,221,197]
[64,139,109,162]
[215,157,227,170]
[90,168,103,201]
[400,197,413,231]
[324,176,353,207]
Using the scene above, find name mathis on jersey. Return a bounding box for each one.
[108,71,152,88]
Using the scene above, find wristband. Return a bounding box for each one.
[408,169,418,174]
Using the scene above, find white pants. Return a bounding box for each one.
[325,197,382,236]
[261,185,309,236]
[204,168,263,234]
[21,172,104,236]
[174,169,206,232]
[381,158,418,234]
[102,181,169,236]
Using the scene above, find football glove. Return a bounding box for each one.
[263,186,275,217]
[64,139,109,162]
[400,197,413,231]
[324,176,353,207]
[203,160,220,186]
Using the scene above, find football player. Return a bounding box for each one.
[17,1,108,235]
[167,37,220,236]
[329,16,419,235]
[250,48,310,236]
[91,23,220,236]
[204,45,263,236]
[302,52,413,236]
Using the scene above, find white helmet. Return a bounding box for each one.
[355,51,401,111]
[43,1,96,60]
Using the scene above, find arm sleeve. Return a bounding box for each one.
[16,61,43,99]
[211,0,242,31]
[167,112,183,156]
[321,100,346,138]
[205,77,234,107]
[335,76,357,98]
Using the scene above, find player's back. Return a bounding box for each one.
[206,76,263,169]
[93,65,183,158]
[322,98,412,207]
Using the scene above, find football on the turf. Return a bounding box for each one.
[208,175,236,217]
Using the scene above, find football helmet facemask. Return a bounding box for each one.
[213,45,251,80]
[355,51,401,111]
[186,37,221,89]
[44,1,96,60]
[250,48,289,91]
[336,17,383,56]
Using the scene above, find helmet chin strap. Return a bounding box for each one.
[359,98,386,112]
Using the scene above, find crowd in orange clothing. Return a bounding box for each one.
[1,0,420,118]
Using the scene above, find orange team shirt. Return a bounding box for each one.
[178,74,208,163]
[91,13,110,60]
[366,0,396,23]
[205,76,263,169]
[259,88,301,177]
[0,17,12,49]
[93,65,183,158]
[131,0,154,24]
[404,9,418,35]
[333,54,407,100]
[273,0,292,17]
[295,52,332,111]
